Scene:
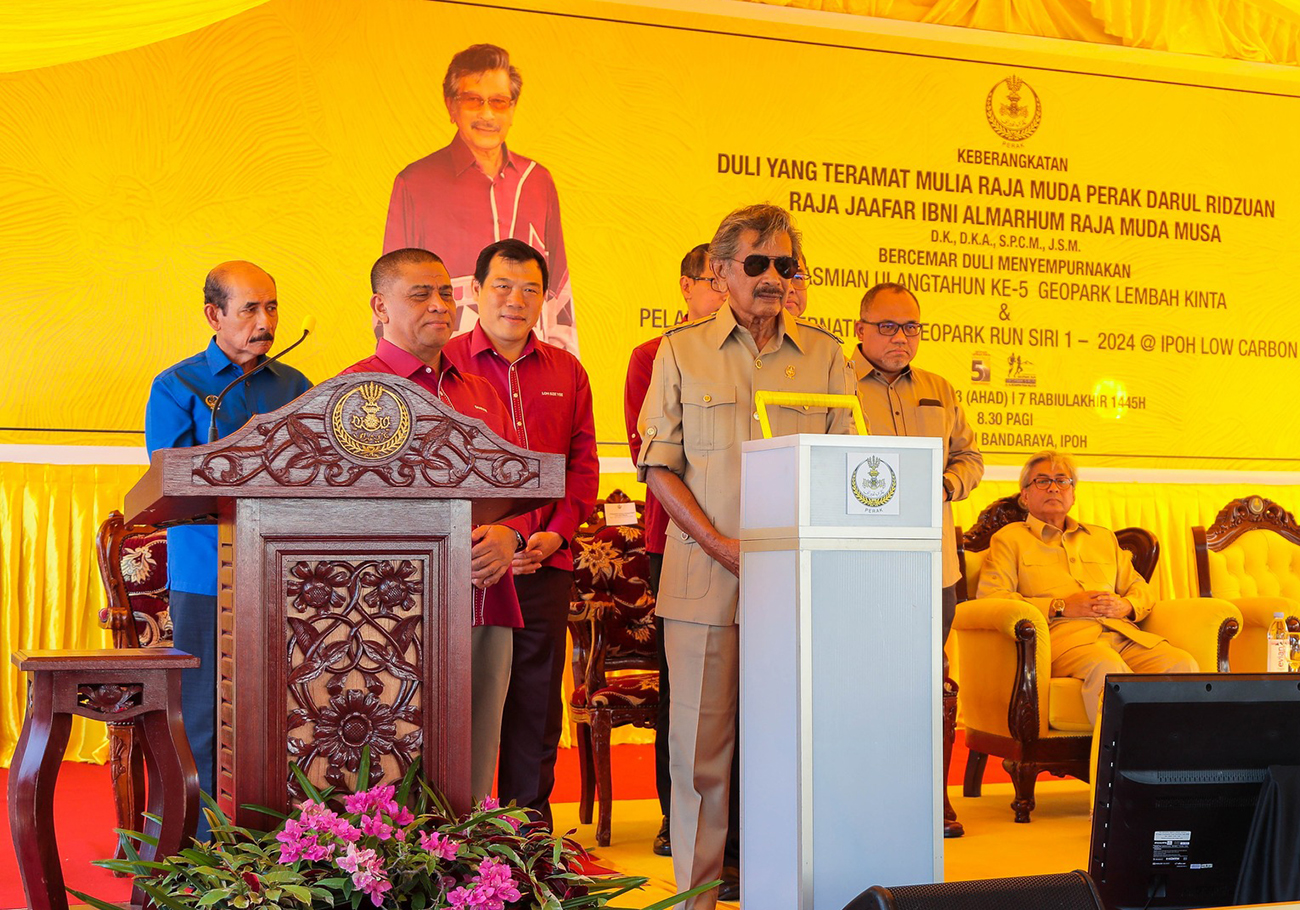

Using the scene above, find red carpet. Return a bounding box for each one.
[0,734,999,908]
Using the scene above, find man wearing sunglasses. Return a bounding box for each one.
[977,450,1197,725]
[637,204,858,909]
[383,43,577,355]
[623,242,730,866]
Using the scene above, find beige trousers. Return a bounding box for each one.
[664,618,739,910]
[471,624,513,802]
[1053,629,1197,724]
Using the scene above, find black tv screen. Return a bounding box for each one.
[1088,673,1300,910]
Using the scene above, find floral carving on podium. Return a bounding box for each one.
[285,557,425,801]
[194,410,542,489]
[75,683,144,717]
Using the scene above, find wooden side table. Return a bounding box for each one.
[8,648,200,910]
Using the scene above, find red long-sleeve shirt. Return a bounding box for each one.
[340,339,528,628]
[444,324,598,572]
[624,337,668,555]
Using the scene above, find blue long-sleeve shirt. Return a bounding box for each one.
[144,337,311,595]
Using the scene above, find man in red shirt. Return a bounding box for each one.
[623,243,728,862]
[340,247,531,801]
[383,44,576,355]
[444,238,598,826]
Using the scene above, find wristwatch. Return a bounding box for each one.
[1050,598,1066,618]
[513,530,527,552]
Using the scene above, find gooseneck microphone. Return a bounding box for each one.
[207,316,316,443]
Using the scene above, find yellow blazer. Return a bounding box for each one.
[976,514,1164,651]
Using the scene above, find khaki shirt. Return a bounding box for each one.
[637,306,859,625]
[976,514,1163,650]
[853,355,983,588]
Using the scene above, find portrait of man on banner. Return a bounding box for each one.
[383,43,578,355]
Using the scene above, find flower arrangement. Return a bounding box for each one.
[70,756,707,910]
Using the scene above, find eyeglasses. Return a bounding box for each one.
[454,93,515,113]
[791,273,810,289]
[861,320,924,337]
[730,255,799,279]
[1026,476,1076,490]
[686,275,721,291]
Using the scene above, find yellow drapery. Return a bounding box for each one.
[0,464,146,766]
[743,0,1300,65]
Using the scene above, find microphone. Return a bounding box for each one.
[207,316,316,443]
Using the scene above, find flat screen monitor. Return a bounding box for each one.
[1088,673,1300,910]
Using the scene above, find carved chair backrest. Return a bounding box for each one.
[569,491,655,690]
[96,510,172,648]
[1193,496,1300,599]
[957,495,1160,601]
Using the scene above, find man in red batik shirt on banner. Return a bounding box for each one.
[384,44,577,355]
[340,247,533,803]
[445,238,598,828]
[623,243,729,870]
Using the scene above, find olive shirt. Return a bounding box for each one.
[852,357,983,588]
[636,305,859,626]
[976,514,1164,651]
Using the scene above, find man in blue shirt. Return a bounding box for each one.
[144,261,311,836]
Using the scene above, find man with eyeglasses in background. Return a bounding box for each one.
[384,43,578,354]
[977,450,1197,726]
[638,204,857,908]
[782,253,810,317]
[623,242,730,870]
[852,281,982,837]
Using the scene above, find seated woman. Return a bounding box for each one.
[976,449,1196,724]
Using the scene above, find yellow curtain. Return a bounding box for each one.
[0,463,147,766]
[742,0,1300,65]
[0,0,269,74]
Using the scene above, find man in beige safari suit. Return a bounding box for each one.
[637,203,859,908]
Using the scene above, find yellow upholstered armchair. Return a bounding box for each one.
[1193,495,1300,671]
[953,495,1241,823]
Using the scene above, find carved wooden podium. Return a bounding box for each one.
[123,374,563,827]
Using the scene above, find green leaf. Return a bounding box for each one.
[196,889,229,906]
[289,762,327,805]
[632,880,725,910]
[356,744,372,792]
[66,888,136,910]
[282,885,313,904]
[137,880,200,910]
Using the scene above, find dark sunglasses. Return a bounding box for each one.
[730,255,799,279]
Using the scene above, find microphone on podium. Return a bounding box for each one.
[207,316,316,443]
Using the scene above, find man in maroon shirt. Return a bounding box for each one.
[383,44,576,355]
[444,238,598,826]
[340,247,531,801]
[624,243,728,861]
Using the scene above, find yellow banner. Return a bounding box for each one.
[2,0,1298,470]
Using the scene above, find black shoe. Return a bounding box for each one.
[652,817,671,856]
[718,865,740,902]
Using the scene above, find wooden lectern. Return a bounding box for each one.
[124,374,563,827]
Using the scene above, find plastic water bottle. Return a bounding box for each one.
[1267,612,1289,672]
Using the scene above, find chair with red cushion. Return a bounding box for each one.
[95,510,173,858]
[568,490,657,847]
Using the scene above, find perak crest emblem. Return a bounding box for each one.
[330,380,411,461]
[986,74,1042,142]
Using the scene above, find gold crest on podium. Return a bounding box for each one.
[330,380,411,460]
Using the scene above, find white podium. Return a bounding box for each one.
[739,434,943,910]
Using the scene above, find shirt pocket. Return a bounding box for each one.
[1078,554,1117,590]
[681,382,736,452]
[662,522,713,601]
[914,402,948,439]
[773,402,830,435]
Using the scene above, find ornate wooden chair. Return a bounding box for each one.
[953,495,1240,822]
[95,510,173,859]
[567,490,657,847]
[1193,495,1300,671]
